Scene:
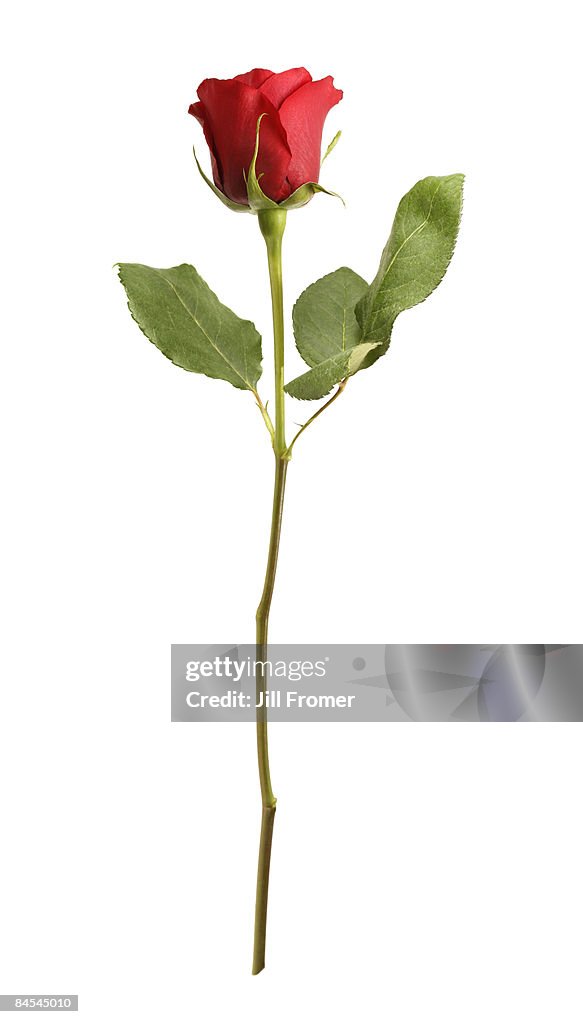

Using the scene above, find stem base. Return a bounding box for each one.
[252,804,277,975]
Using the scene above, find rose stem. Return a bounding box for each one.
[253,207,288,975]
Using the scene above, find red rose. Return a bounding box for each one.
[189,68,342,207]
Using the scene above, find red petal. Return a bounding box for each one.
[188,100,224,192]
[279,76,343,191]
[259,67,312,109]
[188,101,203,120]
[197,79,291,204]
[233,68,274,89]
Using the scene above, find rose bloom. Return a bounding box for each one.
[189,68,342,207]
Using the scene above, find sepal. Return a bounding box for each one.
[193,148,249,213]
[246,116,344,212]
[321,130,341,165]
[279,181,344,211]
[245,115,280,212]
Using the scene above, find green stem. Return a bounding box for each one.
[286,378,348,457]
[252,208,288,976]
[260,209,287,457]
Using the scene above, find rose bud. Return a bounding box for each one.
[189,68,342,211]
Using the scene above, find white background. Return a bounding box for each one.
[1,0,582,1021]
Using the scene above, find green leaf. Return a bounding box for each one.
[292,267,368,368]
[285,174,463,399]
[117,263,262,391]
[284,342,380,400]
[356,174,464,363]
[285,267,370,399]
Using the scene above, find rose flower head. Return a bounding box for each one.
[189,68,343,211]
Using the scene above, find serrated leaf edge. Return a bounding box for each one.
[358,173,465,343]
[116,262,262,391]
[284,341,380,400]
